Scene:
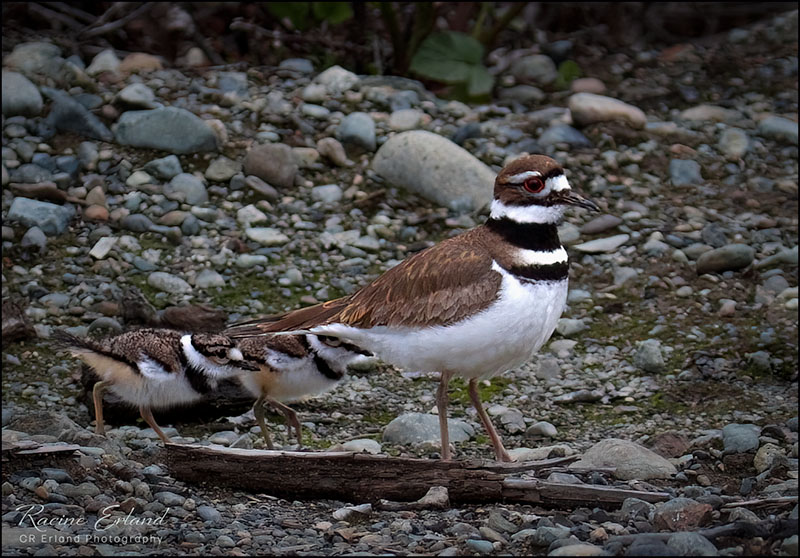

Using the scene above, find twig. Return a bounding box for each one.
[230,18,370,54]
[46,2,97,24]
[722,496,797,509]
[80,2,155,38]
[28,3,84,31]
[479,2,527,48]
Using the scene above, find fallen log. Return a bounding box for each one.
[165,444,671,508]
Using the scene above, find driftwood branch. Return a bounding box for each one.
[80,2,155,38]
[165,444,670,507]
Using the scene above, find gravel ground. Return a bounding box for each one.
[2,9,798,557]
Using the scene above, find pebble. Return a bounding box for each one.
[2,70,43,117]
[147,271,192,294]
[718,127,750,160]
[89,236,116,259]
[570,438,677,480]
[758,115,798,144]
[568,93,647,128]
[634,339,666,373]
[117,82,157,108]
[311,184,344,204]
[195,269,225,289]
[164,173,208,205]
[115,106,218,153]
[143,154,183,180]
[245,227,290,246]
[669,158,703,186]
[695,244,755,274]
[196,504,223,524]
[526,421,558,438]
[20,226,47,251]
[539,124,592,148]
[382,412,474,445]
[338,112,377,151]
[243,143,297,189]
[205,156,241,182]
[573,234,629,253]
[581,214,623,234]
[722,423,761,454]
[510,54,558,85]
[652,498,713,531]
[7,197,75,236]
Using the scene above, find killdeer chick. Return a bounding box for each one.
[235,333,372,449]
[226,155,598,461]
[53,328,258,443]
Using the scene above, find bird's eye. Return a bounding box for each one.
[319,335,341,347]
[523,177,545,194]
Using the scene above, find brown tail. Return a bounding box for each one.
[51,329,102,353]
[224,298,349,338]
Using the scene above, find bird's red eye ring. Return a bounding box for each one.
[523,176,545,194]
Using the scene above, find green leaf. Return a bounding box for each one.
[467,64,494,97]
[555,60,582,89]
[266,2,311,30]
[410,31,486,83]
[312,2,353,25]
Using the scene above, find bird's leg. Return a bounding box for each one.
[268,399,302,447]
[253,395,274,449]
[468,378,512,462]
[92,380,111,436]
[139,405,172,444]
[436,370,455,460]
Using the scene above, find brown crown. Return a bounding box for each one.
[494,155,564,205]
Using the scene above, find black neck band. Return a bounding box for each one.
[486,218,562,252]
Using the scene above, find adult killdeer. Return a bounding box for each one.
[53,328,258,443]
[235,334,372,448]
[226,155,598,461]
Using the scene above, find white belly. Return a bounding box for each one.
[315,265,568,379]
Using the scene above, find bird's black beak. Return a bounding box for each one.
[557,191,600,211]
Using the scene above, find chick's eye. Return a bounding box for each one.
[523,177,545,194]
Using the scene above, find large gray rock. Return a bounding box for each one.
[7,197,74,236]
[568,93,647,129]
[696,244,755,274]
[634,339,666,373]
[41,87,113,141]
[242,143,297,190]
[722,423,760,454]
[569,438,677,480]
[372,131,495,212]
[758,115,798,145]
[382,412,474,445]
[115,107,218,153]
[2,71,43,116]
[2,42,65,80]
[509,54,558,86]
[164,173,208,205]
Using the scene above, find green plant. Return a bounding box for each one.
[554,60,582,89]
[266,2,353,31]
[410,30,494,99]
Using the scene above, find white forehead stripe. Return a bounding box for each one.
[547,174,571,192]
[516,246,568,266]
[490,199,565,224]
[506,170,542,184]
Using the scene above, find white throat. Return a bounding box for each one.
[489,199,566,224]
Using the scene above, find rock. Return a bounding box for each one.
[120,214,154,233]
[666,532,718,556]
[195,269,225,289]
[626,538,674,556]
[217,71,249,99]
[119,52,164,73]
[679,104,740,123]
[316,137,353,167]
[20,226,47,251]
[573,234,629,253]
[292,147,320,168]
[243,143,297,189]
[718,128,750,160]
[279,58,314,74]
[510,54,558,85]
[245,175,280,202]
[758,116,798,145]
[722,423,760,454]
[497,85,546,104]
[332,503,372,521]
[41,87,113,141]
[89,237,117,259]
[696,244,755,274]
[581,214,623,234]
[568,93,647,129]
[301,103,330,119]
[538,124,592,148]
[465,539,494,555]
[753,442,785,472]
[143,154,183,180]
[245,227,289,246]
[116,83,157,108]
[314,65,360,94]
[700,223,728,248]
[147,272,191,294]
[634,339,666,373]
[389,109,424,131]
[508,445,573,462]
[549,543,608,556]
[669,159,703,186]
[570,77,607,95]
[372,130,495,212]
[86,49,120,75]
[570,438,677,480]
[382,412,474,445]
[7,411,83,440]
[3,41,65,79]
[205,156,241,182]
[2,70,43,116]
[781,536,799,556]
[196,505,223,524]
[311,184,343,204]
[7,197,74,235]
[648,432,690,458]
[338,112,377,151]
[652,498,713,531]
[115,107,218,153]
[526,421,558,438]
[209,431,239,446]
[155,490,186,507]
[164,173,208,205]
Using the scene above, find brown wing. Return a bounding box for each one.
[226,227,502,334]
[224,298,349,337]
